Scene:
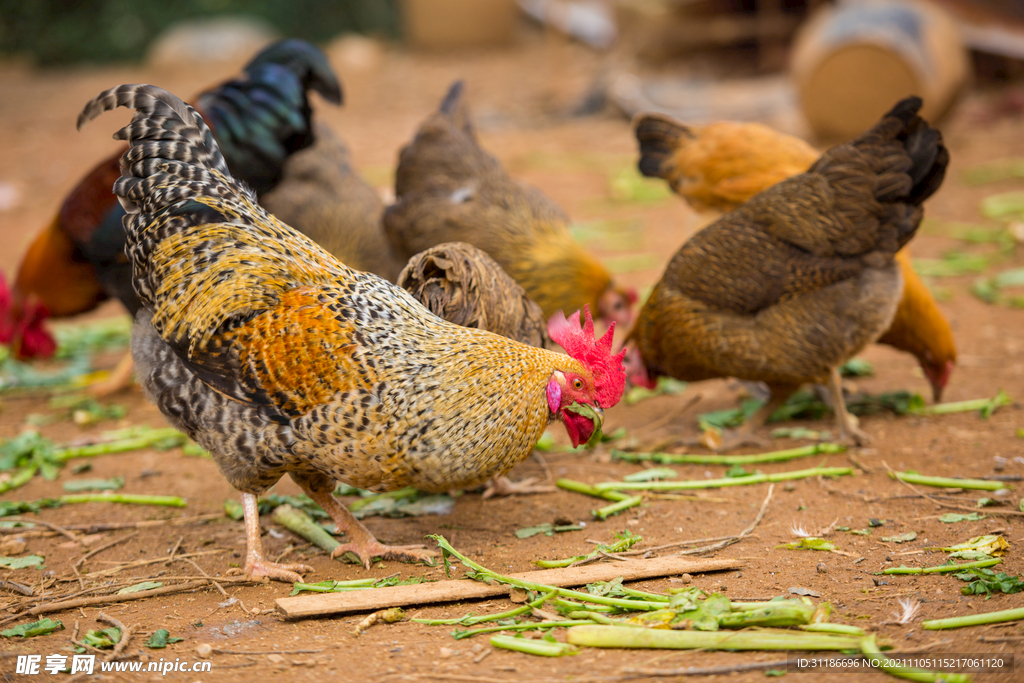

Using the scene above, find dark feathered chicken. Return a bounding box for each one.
[626,97,948,447]
[8,39,342,372]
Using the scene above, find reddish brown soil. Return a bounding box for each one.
[0,35,1022,683]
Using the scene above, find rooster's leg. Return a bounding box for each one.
[302,489,438,570]
[234,492,313,582]
[828,368,870,446]
[87,352,135,398]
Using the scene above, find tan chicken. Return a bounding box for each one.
[384,81,636,331]
[634,114,956,400]
[78,84,626,581]
[626,98,948,446]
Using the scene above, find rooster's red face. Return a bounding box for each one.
[0,273,56,359]
[546,370,604,448]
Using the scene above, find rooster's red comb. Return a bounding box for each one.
[547,305,626,408]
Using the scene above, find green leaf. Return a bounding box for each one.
[1,618,63,638]
[0,554,44,569]
[81,627,120,649]
[624,377,688,405]
[145,629,183,648]
[725,465,751,478]
[223,499,243,521]
[939,513,985,523]
[777,538,836,551]
[118,581,163,594]
[981,191,1024,220]
[63,476,124,492]
[881,532,918,543]
[840,358,874,377]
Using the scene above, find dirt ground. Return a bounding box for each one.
[0,31,1022,683]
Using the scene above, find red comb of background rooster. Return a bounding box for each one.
[0,272,57,359]
[547,305,626,408]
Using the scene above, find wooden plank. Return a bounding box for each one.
[276,556,743,619]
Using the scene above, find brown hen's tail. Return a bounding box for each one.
[634,113,694,181]
[437,79,473,138]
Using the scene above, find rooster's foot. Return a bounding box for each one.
[229,558,313,584]
[330,542,437,569]
[482,476,556,499]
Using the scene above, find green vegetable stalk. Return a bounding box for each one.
[565,625,867,651]
[594,466,853,491]
[272,504,340,554]
[883,558,1001,575]
[923,605,1024,630]
[490,634,578,656]
[612,443,845,466]
[888,471,1009,491]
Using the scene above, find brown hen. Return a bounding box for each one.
[627,98,948,446]
[634,114,956,400]
[384,81,636,331]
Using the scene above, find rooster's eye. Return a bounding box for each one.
[572,379,583,390]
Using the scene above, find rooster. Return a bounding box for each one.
[77,84,626,581]
[626,98,948,446]
[384,81,636,332]
[8,39,343,392]
[634,115,956,401]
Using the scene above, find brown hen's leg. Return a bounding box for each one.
[302,489,438,570]
[87,352,135,398]
[711,382,800,452]
[234,493,313,582]
[828,368,870,446]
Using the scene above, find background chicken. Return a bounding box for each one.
[383,80,636,332]
[260,122,404,282]
[78,84,626,581]
[627,98,948,447]
[397,241,550,349]
[634,114,956,401]
[7,39,343,391]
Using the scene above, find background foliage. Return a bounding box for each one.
[0,0,400,65]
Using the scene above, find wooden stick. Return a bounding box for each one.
[276,555,742,619]
[5,578,249,622]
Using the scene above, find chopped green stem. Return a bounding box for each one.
[489,634,578,656]
[910,391,1011,417]
[0,466,38,494]
[551,598,616,614]
[455,620,592,639]
[612,443,845,465]
[595,467,853,491]
[347,487,419,512]
[883,558,1001,575]
[272,504,340,554]
[415,591,556,626]
[717,603,815,629]
[565,611,614,625]
[556,479,632,501]
[593,495,643,520]
[799,623,865,635]
[291,578,378,593]
[59,493,186,507]
[432,536,665,611]
[54,428,186,460]
[888,471,1009,491]
[860,633,970,682]
[923,605,1024,630]
[566,625,867,650]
